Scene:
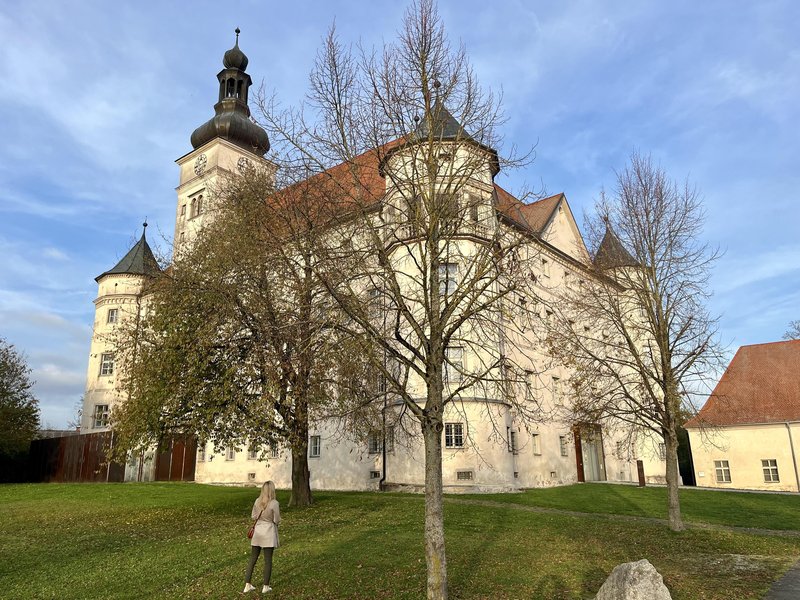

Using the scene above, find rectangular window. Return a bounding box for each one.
[386,426,395,453]
[456,470,473,481]
[368,431,382,454]
[714,460,731,483]
[309,435,321,458]
[247,447,258,461]
[559,435,568,457]
[439,263,458,296]
[445,423,464,448]
[762,459,780,482]
[369,470,381,479]
[106,308,118,324]
[541,257,551,279]
[225,447,236,461]
[197,444,206,462]
[658,443,667,461]
[99,353,115,376]
[270,443,279,458]
[551,376,561,404]
[468,194,480,223]
[531,433,542,455]
[445,346,463,383]
[180,204,186,217]
[93,404,109,428]
[510,431,519,455]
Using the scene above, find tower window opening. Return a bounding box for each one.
[237,80,244,99]
[226,78,236,98]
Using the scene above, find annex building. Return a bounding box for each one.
[81,35,669,491]
[686,340,800,492]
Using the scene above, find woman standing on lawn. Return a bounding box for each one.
[243,480,281,594]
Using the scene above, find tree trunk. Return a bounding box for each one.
[289,438,313,508]
[664,429,684,531]
[422,416,448,600]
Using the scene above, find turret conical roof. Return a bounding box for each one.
[594,227,639,269]
[96,226,161,281]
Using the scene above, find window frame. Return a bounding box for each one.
[106,308,118,324]
[714,459,731,483]
[444,422,465,449]
[225,447,236,461]
[93,404,109,428]
[559,435,568,457]
[367,431,382,455]
[762,459,780,483]
[438,263,458,297]
[445,346,463,383]
[309,435,321,458]
[531,433,542,455]
[99,352,115,376]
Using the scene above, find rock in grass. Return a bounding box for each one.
[595,559,671,600]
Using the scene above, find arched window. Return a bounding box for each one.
[196,195,203,216]
[226,78,235,98]
[237,80,244,99]
[190,198,196,218]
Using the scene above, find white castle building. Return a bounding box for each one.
[82,35,668,491]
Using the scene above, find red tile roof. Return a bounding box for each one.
[278,143,561,236]
[684,340,800,427]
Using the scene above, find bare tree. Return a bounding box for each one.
[783,320,800,340]
[547,152,722,531]
[256,2,543,597]
[112,165,348,508]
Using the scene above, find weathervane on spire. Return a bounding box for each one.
[235,27,240,44]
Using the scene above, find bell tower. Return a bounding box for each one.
[174,29,275,252]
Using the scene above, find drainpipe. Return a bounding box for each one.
[785,422,800,492]
[379,399,387,491]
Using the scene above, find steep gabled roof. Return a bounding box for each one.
[96,229,161,282]
[684,340,800,428]
[594,227,639,269]
[494,187,564,235]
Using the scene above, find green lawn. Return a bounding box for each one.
[0,483,797,599]
[460,482,800,531]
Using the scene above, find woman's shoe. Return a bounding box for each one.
[243,583,256,593]
[262,585,272,593]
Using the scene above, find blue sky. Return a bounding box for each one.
[1,0,798,427]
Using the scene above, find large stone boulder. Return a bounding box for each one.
[595,559,672,600]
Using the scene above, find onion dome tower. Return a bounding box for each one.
[189,28,270,156]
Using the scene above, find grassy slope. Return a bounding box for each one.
[459,483,800,531]
[0,483,797,599]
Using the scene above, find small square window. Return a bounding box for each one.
[762,459,779,483]
[445,423,464,448]
[99,353,115,376]
[93,404,109,428]
[456,470,473,481]
[714,460,731,483]
[309,435,321,458]
[559,435,568,457]
[107,308,118,324]
[369,470,381,479]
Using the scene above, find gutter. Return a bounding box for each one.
[785,422,800,493]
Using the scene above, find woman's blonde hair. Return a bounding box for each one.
[256,480,276,510]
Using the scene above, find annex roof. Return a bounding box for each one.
[684,340,800,428]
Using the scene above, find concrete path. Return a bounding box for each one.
[764,560,800,599]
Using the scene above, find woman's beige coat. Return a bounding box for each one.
[250,498,281,548]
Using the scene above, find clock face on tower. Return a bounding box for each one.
[194,153,208,176]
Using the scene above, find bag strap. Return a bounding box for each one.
[251,508,264,528]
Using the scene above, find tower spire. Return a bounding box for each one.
[189,31,270,155]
